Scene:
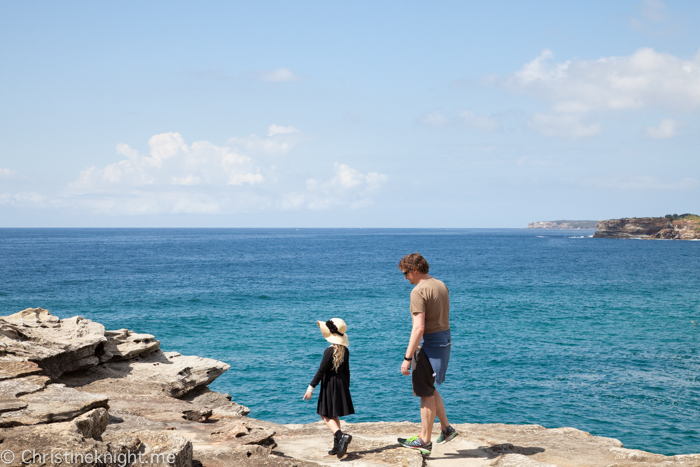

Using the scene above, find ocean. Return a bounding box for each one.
[1,228,699,456]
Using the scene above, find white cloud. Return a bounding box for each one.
[0,168,23,180]
[459,111,501,132]
[63,132,267,215]
[418,111,450,127]
[267,124,299,136]
[257,68,299,82]
[417,110,500,131]
[643,118,681,139]
[508,48,700,112]
[227,128,300,155]
[69,132,262,195]
[71,192,224,215]
[0,191,48,207]
[286,163,387,211]
[527,113,602,139]
[54,131,386,216]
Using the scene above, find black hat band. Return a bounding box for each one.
[325,320,344,337]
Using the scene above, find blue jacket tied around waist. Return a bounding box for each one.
[420,329,451,385]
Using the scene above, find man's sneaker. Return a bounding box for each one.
[436,425,458,444]
[337,434,352,458]
[399,435,432,456]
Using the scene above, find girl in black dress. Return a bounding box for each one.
[302,318,355,458]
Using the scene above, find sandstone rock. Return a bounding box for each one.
[0,411,112,467]
[0,375,50,399]
[181,407,212,422]
[608,446,666,463]
[212,405,250,417]
[528,220,598,229]
[213,422,249,438]
[195,444,322,467]
[0,309,106,377]
[2,308,61,328]
[593,218,671,238]
[595,217,700,240]
[59,350,230,398]
[5,309,700,467]
[102,430,143,460]
[211,420,276,446]
[0,401,27,414]
[0,361,42,380]
[102,329,160,362]
[273,421,424,467]
[650,228,681,239]
[492,454,560,467]
[99,394,214,426]
[128,430,192,467]
[1,414,189,467]
[0,383,108,427]
[183,387,251,417]
[671,218,700,240]
[73,407,109,440]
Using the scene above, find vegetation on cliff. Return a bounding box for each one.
[664,213,699,221]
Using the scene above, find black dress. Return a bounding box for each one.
[309,346,354,418]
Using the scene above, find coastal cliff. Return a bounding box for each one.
[594,215,700,239]
[528,220,598,229]
[2,308,700,467]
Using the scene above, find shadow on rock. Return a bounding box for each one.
[441,444,545,460]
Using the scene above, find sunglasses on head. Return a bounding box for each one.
[402,270,410,276]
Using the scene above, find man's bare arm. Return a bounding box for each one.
[401,312,425,375]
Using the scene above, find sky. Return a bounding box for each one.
[1,0,699,227]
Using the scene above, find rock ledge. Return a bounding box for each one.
[2,308,698,467]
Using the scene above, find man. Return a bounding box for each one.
[398,253,458,456]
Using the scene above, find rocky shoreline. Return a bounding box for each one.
[527,221,598,230]
[593,216,700,240]
[2,308,700,467]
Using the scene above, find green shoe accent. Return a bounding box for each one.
[436,425,459,445]
[397,434,419,445]
[399,436,432,456]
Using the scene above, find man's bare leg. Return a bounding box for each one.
[434,389,449,430]
[420,395,436,442]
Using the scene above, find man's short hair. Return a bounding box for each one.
[399,253,429,274]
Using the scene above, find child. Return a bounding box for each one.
[302,318,355,459]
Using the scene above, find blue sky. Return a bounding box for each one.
[1,0,699,227]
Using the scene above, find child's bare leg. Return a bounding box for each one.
[321,415,341,434]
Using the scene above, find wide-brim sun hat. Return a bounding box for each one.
[317,318,349,347]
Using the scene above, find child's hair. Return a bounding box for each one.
[332,344,346,372]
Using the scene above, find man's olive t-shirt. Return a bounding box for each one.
[410,277,450,334]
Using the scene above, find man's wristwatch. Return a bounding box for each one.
[404,356,412,361]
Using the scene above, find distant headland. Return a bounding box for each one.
[593,213,700,240]
[528,220,599,229]
[529,215,700,239]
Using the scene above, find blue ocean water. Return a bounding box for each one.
[1,228,699,456]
